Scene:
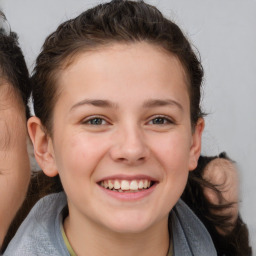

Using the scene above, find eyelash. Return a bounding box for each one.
[147,115,175,126]
[81,115,175,127]
[81,116,109,126]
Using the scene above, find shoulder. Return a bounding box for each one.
[171,199,217,256]
[4,192,68,256]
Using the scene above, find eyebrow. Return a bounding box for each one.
[70,98,183,112]
[70,99,117,111]
[143,99,183,111]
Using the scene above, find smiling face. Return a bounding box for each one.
[0,83,30,244]
[30,42,203,236]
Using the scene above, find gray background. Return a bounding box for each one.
[1,0,255,251]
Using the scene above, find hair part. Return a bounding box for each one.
[32,0,204,134]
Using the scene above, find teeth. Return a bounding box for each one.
[130,180,138,190]
[121,180,130,190]
[138,180,144,189]
[114,180,121,190]
[104,180,109,189]
[100,179,153,192]
[108,180,114,189]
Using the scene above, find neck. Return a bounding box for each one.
[64,211,170,256]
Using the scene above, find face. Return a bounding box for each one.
[31,42,203,235]
[0,83,30,244]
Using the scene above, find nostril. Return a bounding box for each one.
[115,156,146,164]
[117,157,126,162]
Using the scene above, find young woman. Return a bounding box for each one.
[0,12,31,250]
[3,1,250,255]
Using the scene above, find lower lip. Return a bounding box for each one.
[98,183,157,201]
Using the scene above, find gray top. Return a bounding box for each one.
[4,192,216,256]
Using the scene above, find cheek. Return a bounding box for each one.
[0,117,30,195]
[151,131,191,197]
[53,132,111,207]
[151,131,192,170]
[0,150,30,205]
[54,132,109,179]
[0,166,30,232]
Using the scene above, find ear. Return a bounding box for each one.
[27,116,58,177]
[188,118,205,171]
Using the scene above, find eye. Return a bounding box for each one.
[148,116,174,125]
[82,117,108,126]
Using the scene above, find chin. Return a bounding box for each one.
[108,224,151,234]
[102,212,157,234]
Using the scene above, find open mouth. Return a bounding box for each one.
[99,179,155,193]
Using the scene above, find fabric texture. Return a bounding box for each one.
[4,192,216,256]
[4,193,68,256]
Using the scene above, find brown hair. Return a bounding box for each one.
[32,0,204,133]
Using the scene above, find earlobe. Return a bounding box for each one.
[189,118,205,171]
[27,116,58,177]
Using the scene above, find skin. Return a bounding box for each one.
[0,83,30,245]
[29,42,204,256]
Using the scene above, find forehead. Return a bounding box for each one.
[0,81,23,106]
[0,81,13,104]
[0,84,14,151]
[0,83,26,150]
[57,42,189,97]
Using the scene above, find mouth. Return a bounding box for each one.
[98,179,155,193]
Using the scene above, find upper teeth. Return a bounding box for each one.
[100,179,151,191]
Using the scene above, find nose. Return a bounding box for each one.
[109,125,150,165]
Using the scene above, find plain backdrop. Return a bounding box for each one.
[1,0,256,250]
